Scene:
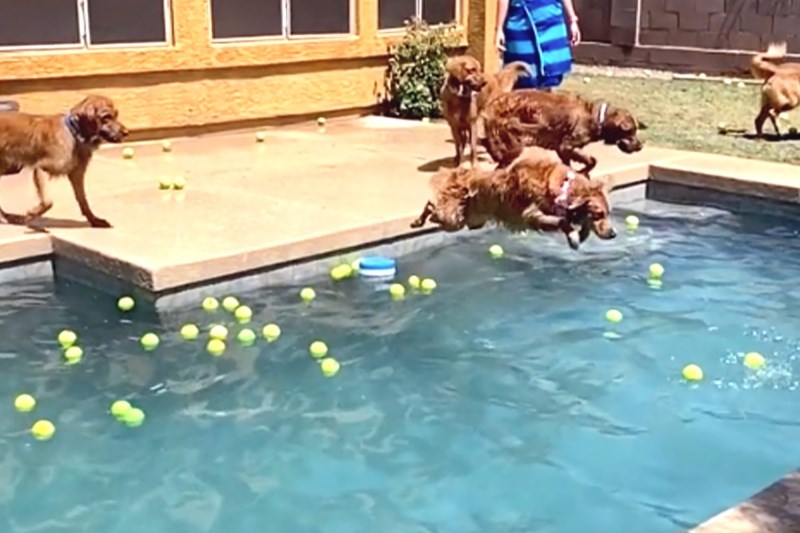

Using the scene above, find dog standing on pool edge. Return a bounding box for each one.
[0,95,128,227]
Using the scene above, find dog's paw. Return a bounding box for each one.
[567,230,581,250]
[410,219,424,229]
[89,217,112,228]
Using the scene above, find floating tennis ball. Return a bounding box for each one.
[172,176,186,190]
[408,275,421,289]
[330,264,352,281]
[350,259,360,272]
[649,263,664,280]
[117,296,135,312]
[140,333,160,351]
[489,245,504,259]
[237,328,257,346]
[158,176,172,190]
[625,215,640,230]
[744,352,766,370]
[222,296,240,312]
[122,147,135,159]
[320,357,340,377]
[202,297,219,312]
[309,341,328,359]
[14,394,36,413]
[317,117,326,126]
[57,329,77,348]
[123,408,145,427]
[161,140,172,152]
[389,283,406,299]
[682,364,703,382]
[110,400,132,419]
[255,131,267,143]
[605,309,623,323]
[31,420,55,441]
[234,305,253,323]
[209,325,228,341]
[180,324,199,340]
[420,278,437,294]
[262,323,281,342]
[207,339,226,356]
[300,287,316,303]
[63,346,83,365]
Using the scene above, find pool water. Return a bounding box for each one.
[2,200,800,533]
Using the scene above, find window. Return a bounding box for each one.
[210,0,352,41]
[0,0,171,50]
[379,0,458,30]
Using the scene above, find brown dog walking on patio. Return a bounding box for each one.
[0,95,128,227]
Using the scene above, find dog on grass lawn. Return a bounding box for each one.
[750,42,800,137]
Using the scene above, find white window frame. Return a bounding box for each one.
[210,0,356,45]
[0,0,172,52]
[377,0,461,34]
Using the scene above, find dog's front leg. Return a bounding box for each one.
[522,205,579,249]
[410,201,436,228]
[23,169,55,224]
[68,165,111,228]
[569,148,597,175]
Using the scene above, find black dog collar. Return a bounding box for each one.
[63,113,89,144]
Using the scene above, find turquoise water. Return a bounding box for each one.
[2,201,800,532]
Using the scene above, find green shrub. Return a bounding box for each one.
[385,18,463,120]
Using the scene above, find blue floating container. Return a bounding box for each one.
[357,256,397,279]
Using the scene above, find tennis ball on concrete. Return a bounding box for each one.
[408,275,421,289]
[110,400,132,419]
[209,325,228,341]
[489,244,504,258]
[202,297,219,312]
[255,131,267,143]
[158,176,173,190]
[140,333,160,351]
[180,324,199,340]
[237,328,257,346]
[320,357,340,377]
[234,305,253,323]
[421,117,430,123]
[744,352,765,370]
[222,296,240,312]
[64,346,83,365]
[649,263,665,280]
[682,364,703,382]
[172,176,186,190]
[262,323,281,342]
[123,408,145,427]
[624,215,640,230]
[300,287,316,303]
[117,296,135,312]
[605,309,623,323]
[122,147,135,159]
[420,278,437,294]
[207,339,226,356]
[389,283,406,299]
[14,394,36,413]
[58,329,77,348]
[161,140,172,152]
[309,341,328,359]
[737,81,746,88]
[317,117,326,126]
[31,420,55,440]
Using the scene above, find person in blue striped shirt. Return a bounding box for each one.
[495,0,581,90]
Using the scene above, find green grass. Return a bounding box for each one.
[561,75,800,165]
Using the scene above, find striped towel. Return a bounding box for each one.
[503,0,572,89]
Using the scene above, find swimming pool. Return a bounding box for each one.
[2,198,800,533]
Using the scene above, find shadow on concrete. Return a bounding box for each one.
[417,156,456,172]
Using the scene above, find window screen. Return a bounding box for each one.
[422,0,456,25]
[379,0,416,30]
[0,0,81,47]
[211,0,282,39]
[289,0,350,35]
[87,0,168,45]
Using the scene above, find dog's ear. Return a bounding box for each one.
[73,97,101,140]
[591,176,613,193]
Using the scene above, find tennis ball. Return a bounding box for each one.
[262,323,281,342]
[222,296,240,312]
[14,394,36,413]
[489,245,504,259]
[63,346,83,365]
[57,329,77,348]
[202,297,219,312]
[605,309,623,323]
[255,131,267,143]
[140,333,160,351]
[207,339,226,356]
[421,117,430,123]
[172,176,186,190]
[31,420,55,440]
[317,117,326,126]
[408,275,421,289]
[320,357,340,377]
[420,278,437,294]
[649,263,665,280]
[682,364,703,382]
[234,305,253,323]
[237,328,257,346]
[161,140,172,152]
[110,400,132,419]
[180,324,200,340]
[309,341,328,359]
[300,287,316,303]
[350,259,360,272]
[209,325,228,341]
[158,176,172,190]
[744,352,765,370]
[389,283,406,299]
[625,215,640,230]
[123,408,145,427]
[122,147,135,159]
[330,264,352,281]
[117,296,135,312]
[737,81,746,88]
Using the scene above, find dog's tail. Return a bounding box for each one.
[750,42,787,81]
[493,61,533,93]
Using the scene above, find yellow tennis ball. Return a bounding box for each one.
[605,309,623,323]
[744,352,765,370]
[123,408,145,427]
[262,323,281,342]
[389,283,406,299]
[330,264,351,281]
[682,364,703,382]
[207,339,226,356]
[140,333,160,351]
[317,117,326,126]
[408,275,421,289]
[234,305,253,323]
[300,287,316,303]
[57,329,77,348]
[489,244,504,258]
[158,176,173,190]
[172,176,186,190]
[202,297,219,312]
[31,420,55,441]
[309,341,328,359]
[237,328,257,346]
[625,215,640,230]
[350,259,360,272]
[649,263,664,280]
[161,140,172,152]
[110,400,132,419]
[180,324,200,340]
[117,296,135,312]
[320,357,340,377]
[14,394,36,413]
[222,296,240,312]
[209,325,228,341]
[122,147,135,159]
[64,346,83,365]
[420,278,437,294]
[255,131,267,143]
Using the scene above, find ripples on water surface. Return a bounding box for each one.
[2,200,800,533]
